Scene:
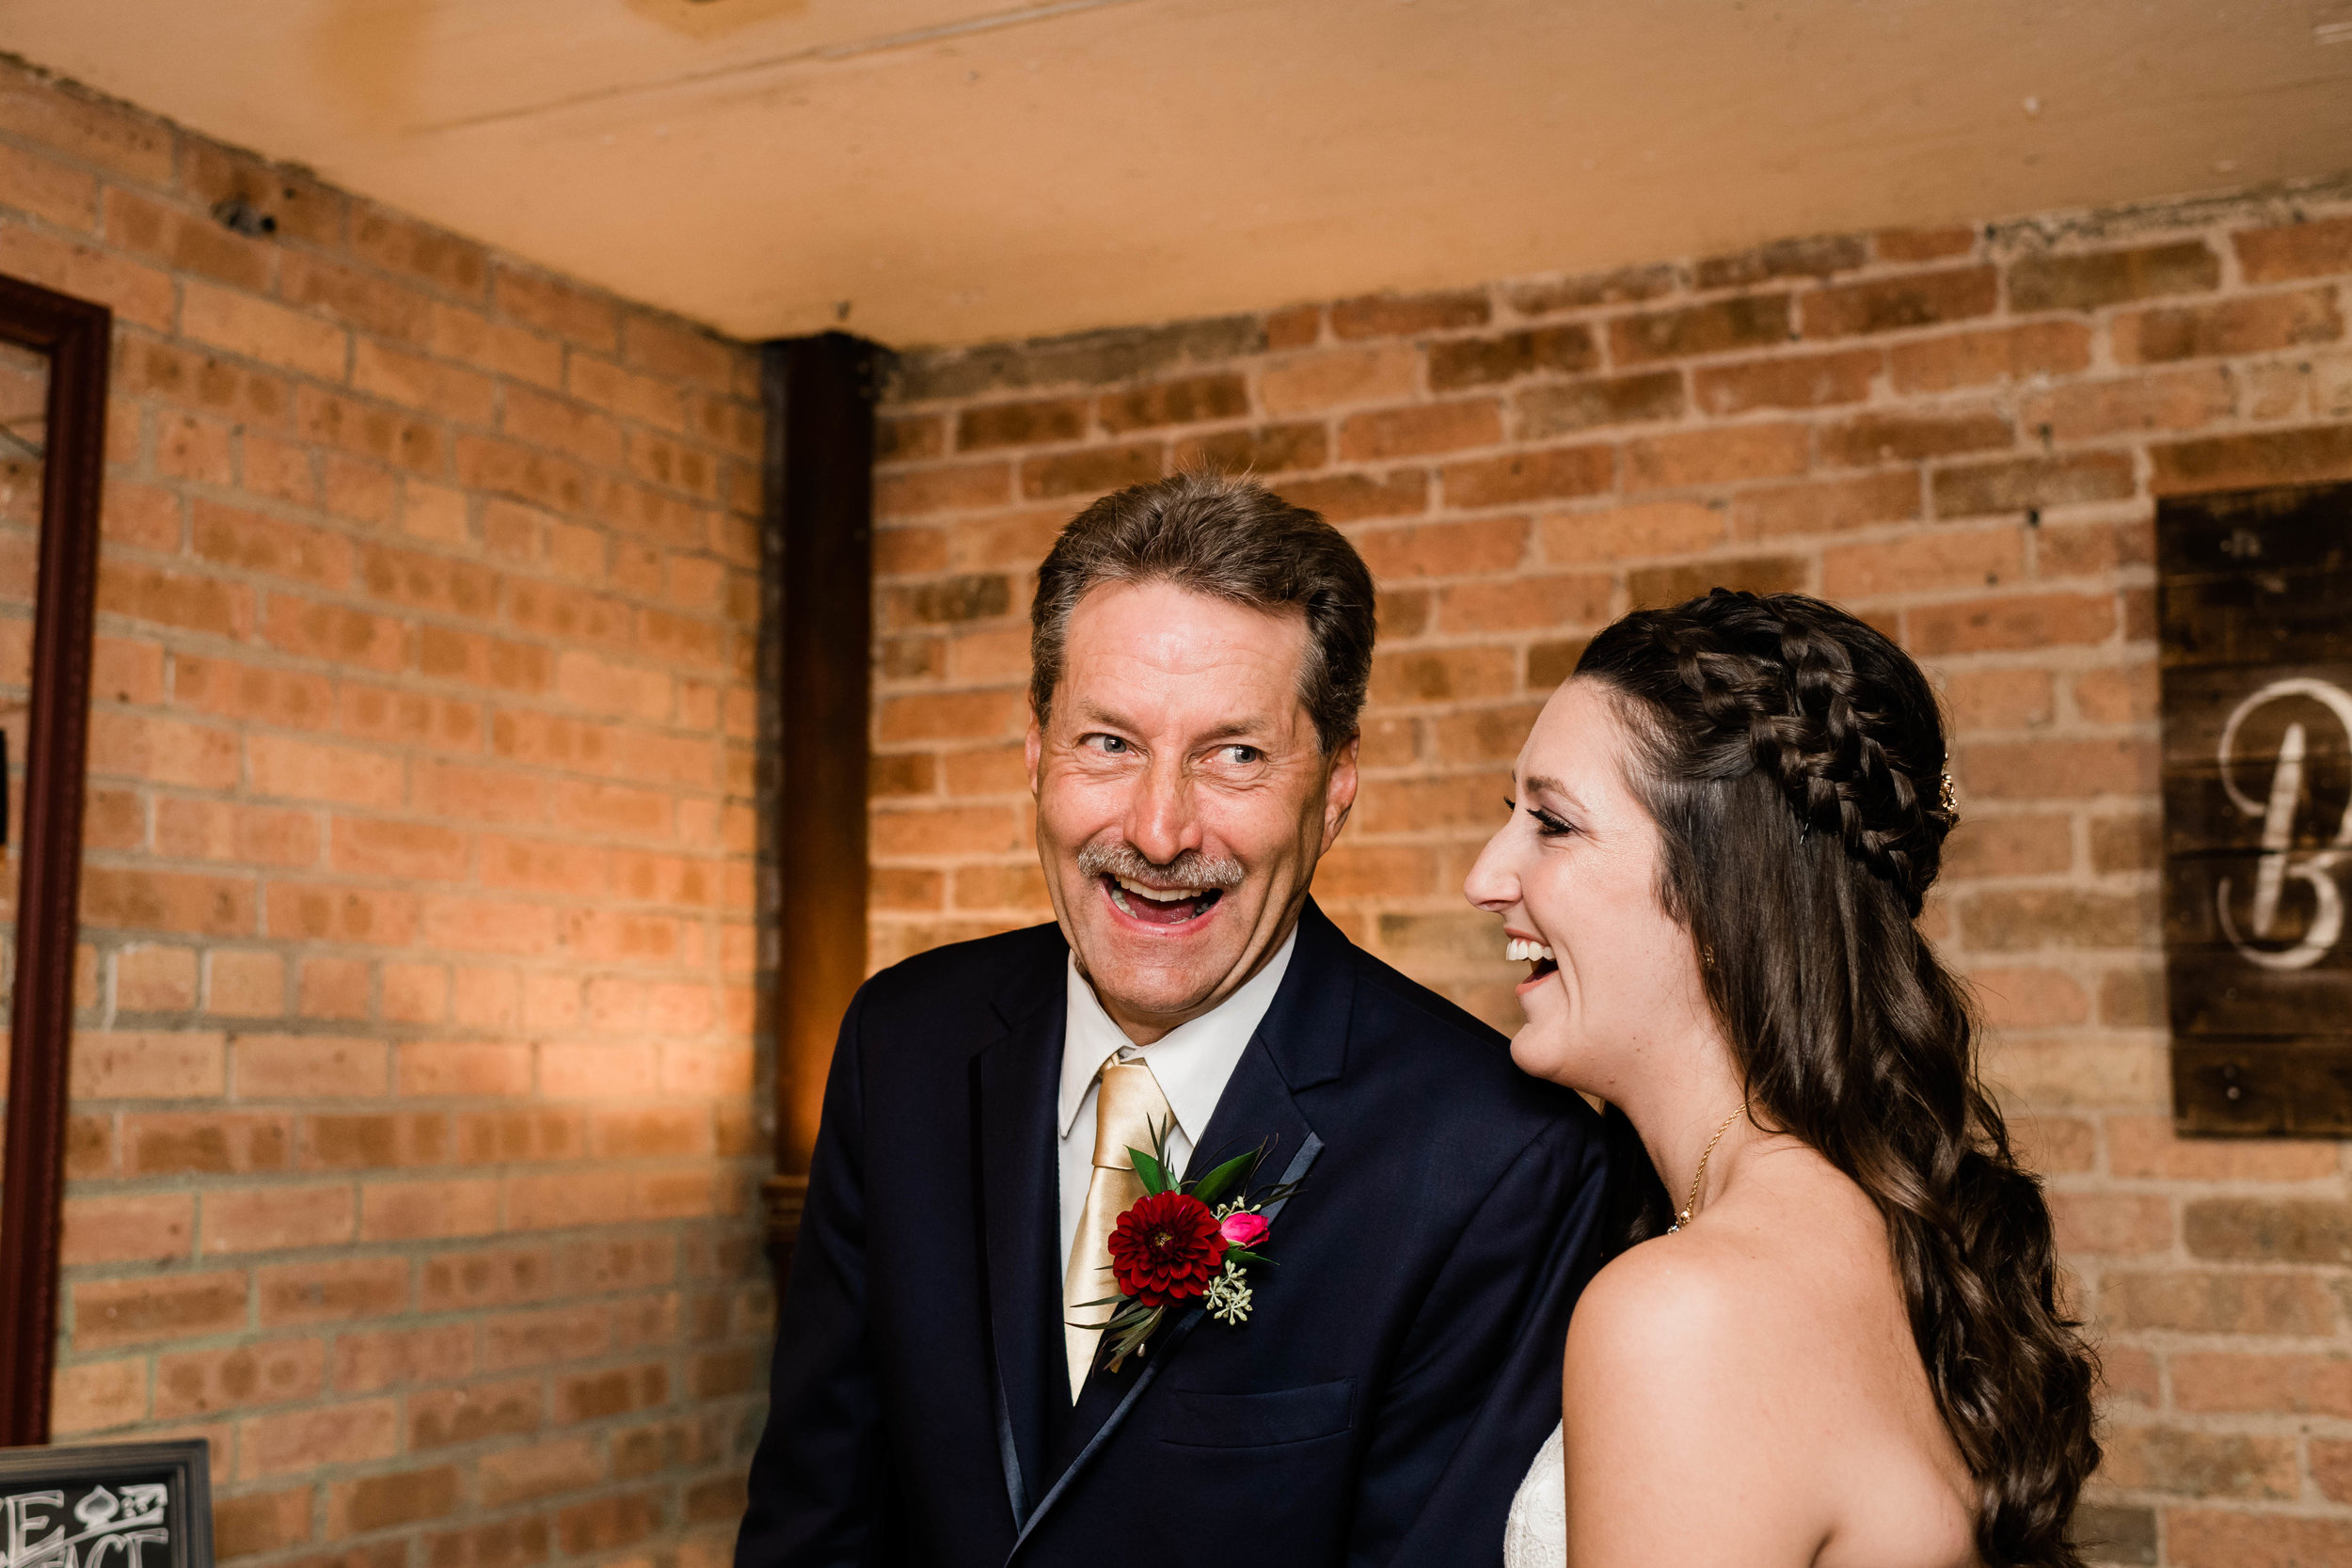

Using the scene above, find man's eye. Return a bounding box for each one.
[1087,735,1130,754]
[1219,745,1262,766]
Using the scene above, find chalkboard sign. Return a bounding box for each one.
[0,1441,211,1568]
[2157,479,2352,1135]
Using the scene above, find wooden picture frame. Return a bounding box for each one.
[2156,479,2352,1135]
[0,1438,213,1568]
[0,273,112,1441]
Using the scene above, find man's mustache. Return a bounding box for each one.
[1075,842,1246,890]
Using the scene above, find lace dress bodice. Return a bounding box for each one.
[1502,1421,1565,1567]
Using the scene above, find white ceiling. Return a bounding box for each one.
[7,0,2352,345]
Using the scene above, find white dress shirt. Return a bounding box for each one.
[1056,927,1297,1269]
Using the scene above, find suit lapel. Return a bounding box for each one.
[1013,902,1353,1554]
[1180,897,1352,1202]
[971,965,1068,1531]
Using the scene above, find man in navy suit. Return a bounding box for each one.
[736,472,1629,1567]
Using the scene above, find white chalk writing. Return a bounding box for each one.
[0,1484,169,1568]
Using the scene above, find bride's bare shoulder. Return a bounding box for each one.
[1563,1224,1787,1397]
[1565,1157,1895,1400]
[1560,1164,1979,1568]
[1556,1226,1834,1558]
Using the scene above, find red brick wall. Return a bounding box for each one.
[872,187,2352,1561]
[0,60,770,1568]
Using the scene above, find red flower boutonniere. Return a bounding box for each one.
[1076,1119,1298,1374]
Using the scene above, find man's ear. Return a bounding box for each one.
[1319,732,1361,854]
[1025,710,1043,796]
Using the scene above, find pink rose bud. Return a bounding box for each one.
[1219,1212,1269,1248]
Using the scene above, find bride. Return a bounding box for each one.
[1468,590,2100,1568]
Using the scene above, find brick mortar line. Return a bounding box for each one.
[90,470,760,598]
[86,587,757,673]
[104,312,762,460]
[85,653,760,749]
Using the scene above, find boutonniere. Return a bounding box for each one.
[1078,1119,1299,1374]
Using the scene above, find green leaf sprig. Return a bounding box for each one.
[1069,1117,1299,1373]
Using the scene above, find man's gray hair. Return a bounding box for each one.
[1028,472,1376,752]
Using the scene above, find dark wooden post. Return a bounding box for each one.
[762,333,882,1283]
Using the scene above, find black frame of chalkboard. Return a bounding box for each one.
[0,1438,213,1568]
[0,272,111,1444]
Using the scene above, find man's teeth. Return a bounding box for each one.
[1504,938,1557,965]
[1115,875,1204,904]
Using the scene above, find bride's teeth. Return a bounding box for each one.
[1503,939,1557,964]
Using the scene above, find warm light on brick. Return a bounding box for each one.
[3,58,765,1568]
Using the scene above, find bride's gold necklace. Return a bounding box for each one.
[1666,1106,1744,1233]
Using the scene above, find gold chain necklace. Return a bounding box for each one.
[1666,1106,1745,1234]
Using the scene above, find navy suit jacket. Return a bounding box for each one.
[735,900,1623,1568]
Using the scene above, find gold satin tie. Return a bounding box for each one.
[1062,1056,1172,1401]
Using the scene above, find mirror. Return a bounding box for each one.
[0,273,111,1446]
[2,337,49,1161]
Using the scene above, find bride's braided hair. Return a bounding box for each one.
[1579,590,2100,1568]
[1671,595,1954,911]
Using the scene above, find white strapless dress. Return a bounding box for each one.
[1502,1421,1566,1566]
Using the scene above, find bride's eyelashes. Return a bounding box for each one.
[1502,799,1578,839]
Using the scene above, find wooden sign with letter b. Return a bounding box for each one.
[2158,480,2352,1134]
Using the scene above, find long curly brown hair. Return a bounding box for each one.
[1576,589,2100,1568]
